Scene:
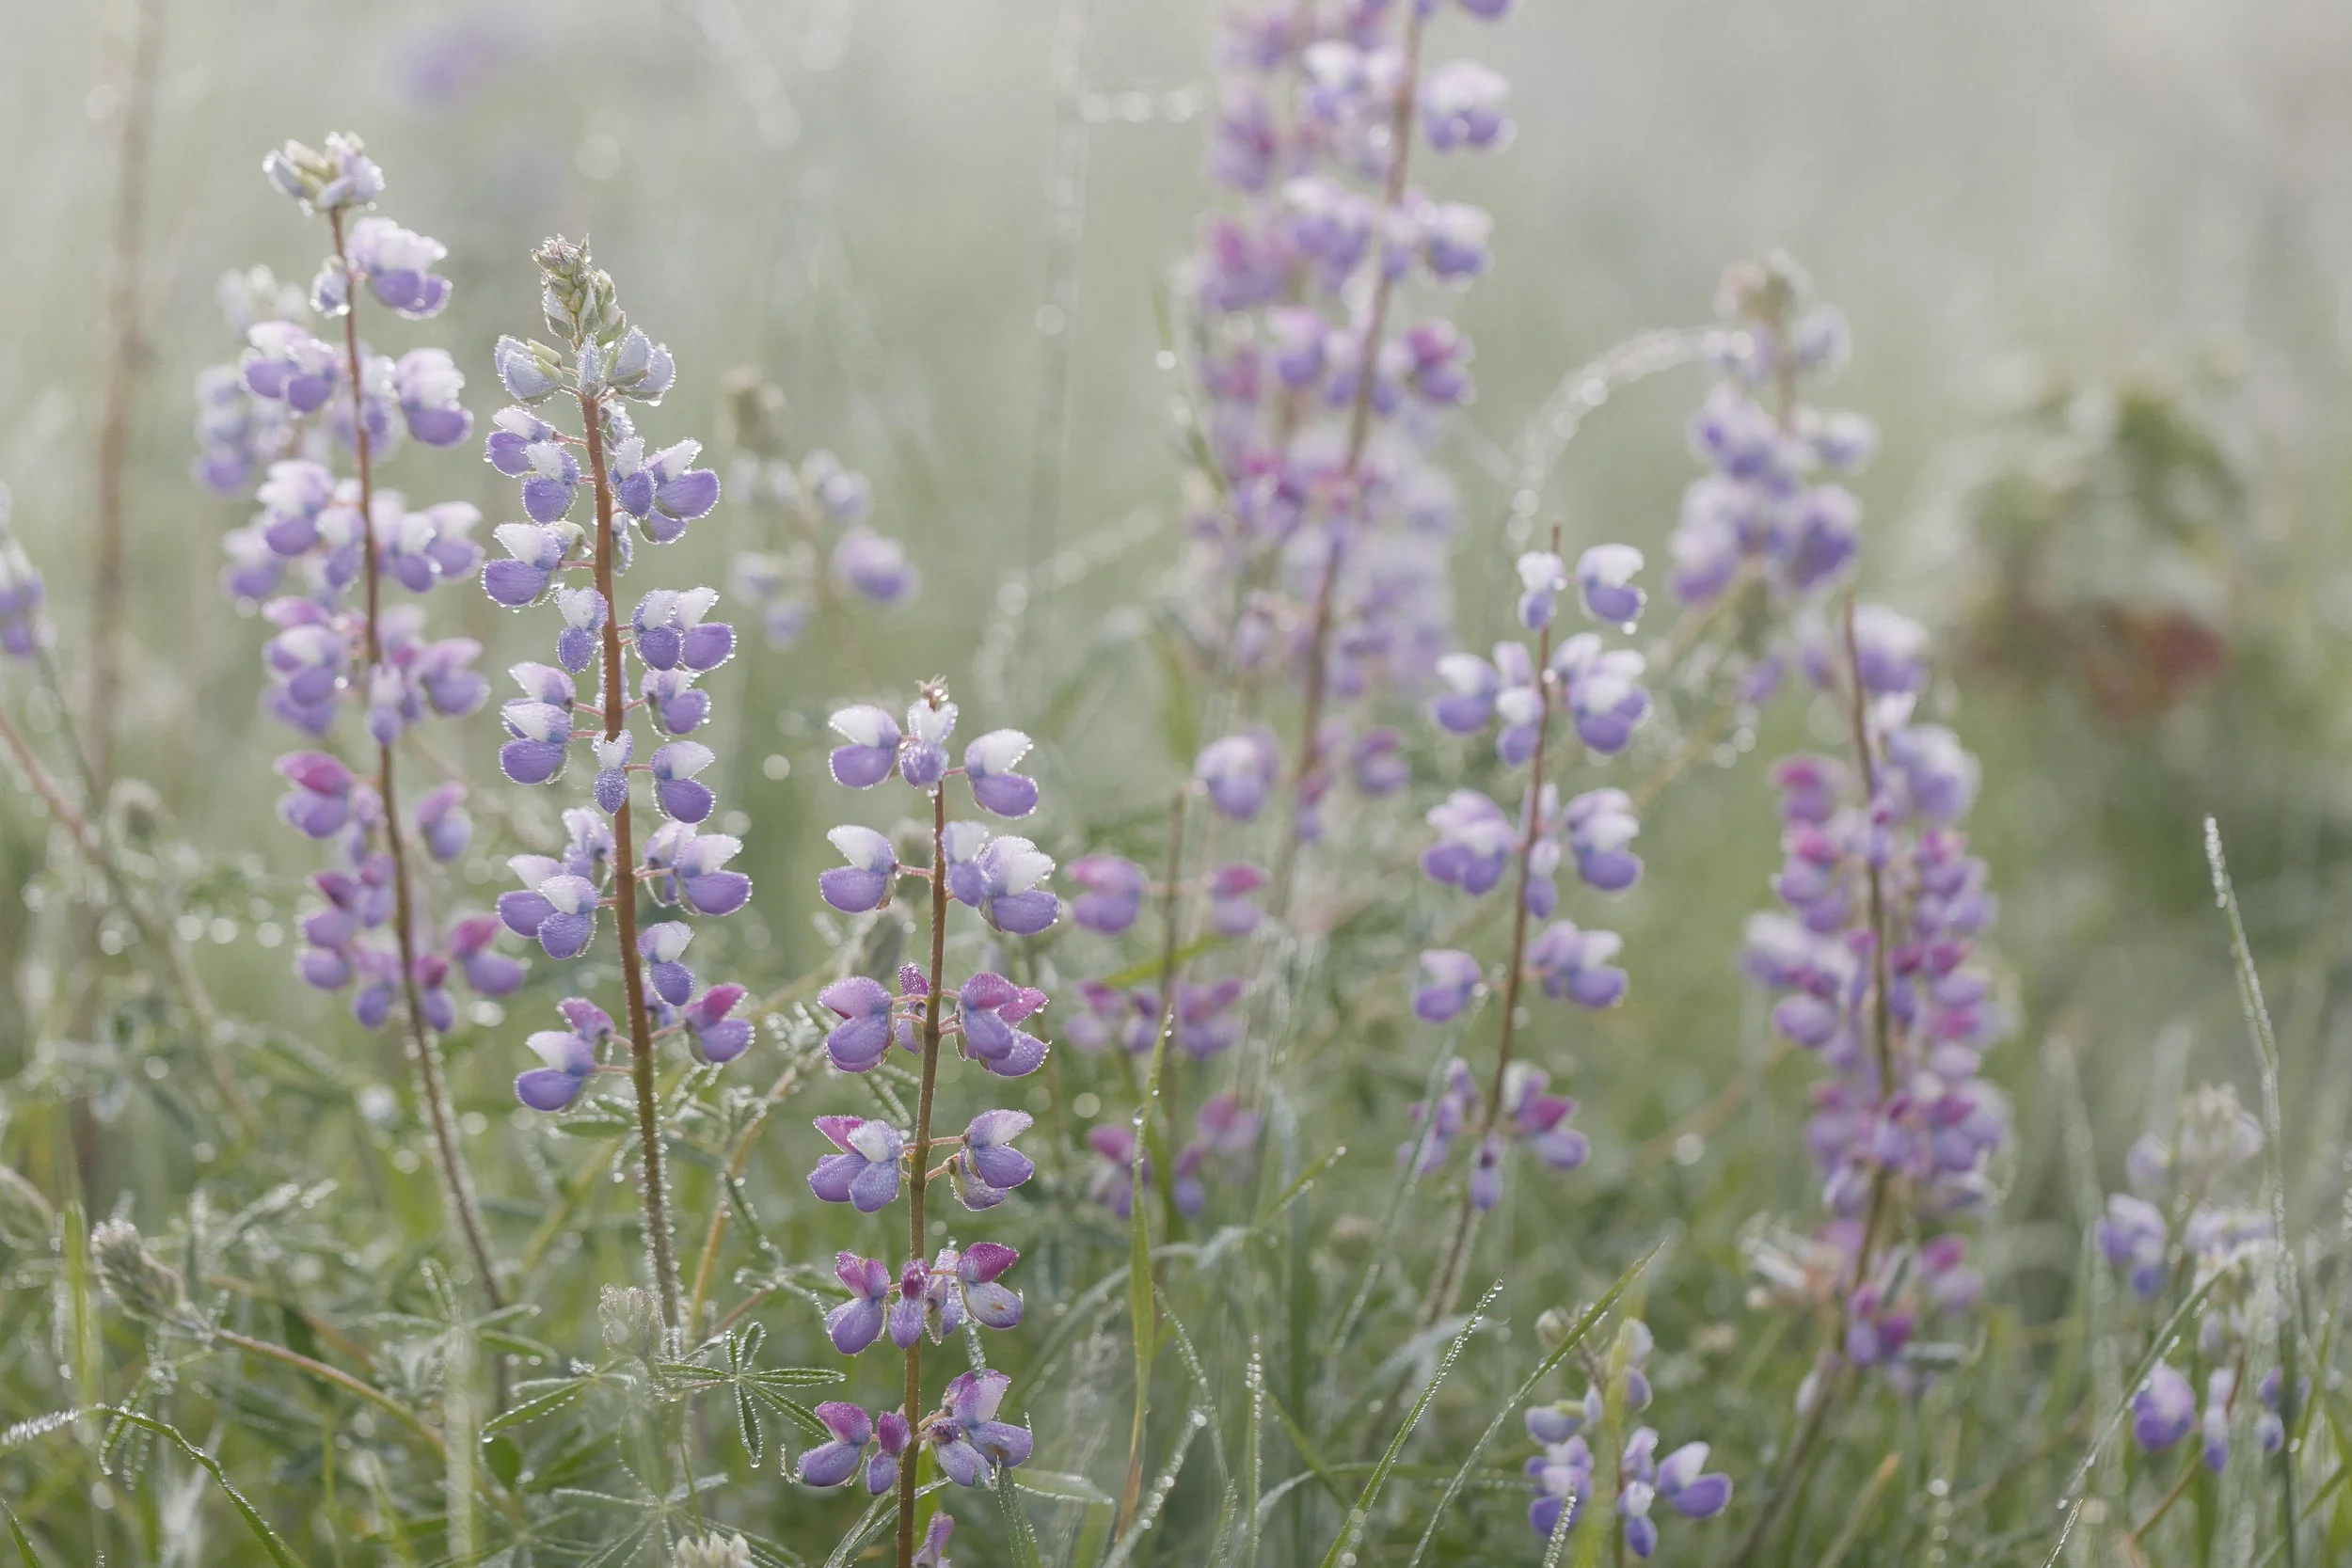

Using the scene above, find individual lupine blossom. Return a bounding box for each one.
[1398,1060,1588,1210]
[1087,1095,1263,1219]
[194,136,517,1036]
[2097,1083,2297,1469]
[817,968,1051,1081]
[1665,257,1879,611]
[1523,1323,1733,1558]
[194,268,307,496]
[722,389,919,648]
[798,1372,1033,1496]
[472,245,753,1113]
[822,1240,1025,1355]
[1737,603,2010,1396]
[0,496,43,661]
[1170,0,1518,824]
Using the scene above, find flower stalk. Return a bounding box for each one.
[329,208,502,1311]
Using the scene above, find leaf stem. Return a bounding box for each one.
[897,778,951,1568]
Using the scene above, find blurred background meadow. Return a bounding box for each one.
[4,0,2352,1562]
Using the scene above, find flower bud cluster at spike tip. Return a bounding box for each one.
[1168,0,1520,798]
[185,136,519,1039]
[468,238,756,1113]
[1667,254,1878,613]
[723,379,920,649]
[1525,1321,1732,1559]
[2093,1082,2298,1471]
[1739,602,2010,1398]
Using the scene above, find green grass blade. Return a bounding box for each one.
[1317,1277,1504,1568]
[2,1500,47,1567]
[1404,1244,1659,1566]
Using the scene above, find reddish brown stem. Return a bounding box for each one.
[87,0,164,790]
[1422,571,1559,1328]
[1267,3,1427,927]
[897,782,951,1568]
[578,385,681,1331]
[328,212,503,1312]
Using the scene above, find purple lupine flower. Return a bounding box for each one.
[493,335,561,403]
[1526,921,1628,1008]
[1431,652,1500,736]
[928,1370,1033,1486]
[449,912,523,995]
[797,1402,909,1494]
[413,780,470,862]
[937,1242,1025,1331]
[834,527,917,603]
[483,519,575,607]
[391,348,469,446]
[242,321,342,413]
[1552,634,1650,755]
[1086,1124,1147,1217]
[1576,544,1645,626]
[1502,1064,1589,1172]
[1515,550,1565,631]
[2096,1193,2168,1301]
[276,752,358,838]
[955,1109,1036,1209]
[1657,1442,1732,1519]
[554,586,606,672]
[942,825,1060,936]
[818,825,898,914]
[1421,59,1512,152]
[828,704,902,788]
[497,663,576,784]
[646,741,716,823]
[2201,1368,2234,1473]
[819,976,900,1072]
[1563,787,1642,893]
[2133,1362,2197,1451]
[638,668,709,736]
[957,973,1050,1078]
[611,435,720,540]
[515,998,612,1111]
[497,855,601,959]
[1207,862,1268,936]
[887,1259,930,1349]
[1413,948,1482,1023]
[913,1513,953,1568]
[825,1253,894,1354]
[262,133,384,213]
[1196,729,1279,820]
[1422,789,1514,895]
[1173,977,1245,1059]
[677,982,748,1067]
[643,824,752,916]
[1067,854,1147,935]
[636,922,694,1006]
[964,729,1040,818]
[808,1116,906,1212]
[1399,1059,1482,1175]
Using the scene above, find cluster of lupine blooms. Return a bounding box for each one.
[472,237,755,1108]
[1175,0,1518,837]
[800,683,1043,1513]
[0,485,44,660]
[1057,768,1275,1217]
[1736,600,2008,1395]
[2100,1084,2299,1471]
[1664,258,1878,617]
[721,377,917,648]
[194,135,522,1034]
[1523,1322,1733,1556]
[1397,547,1650,1204]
